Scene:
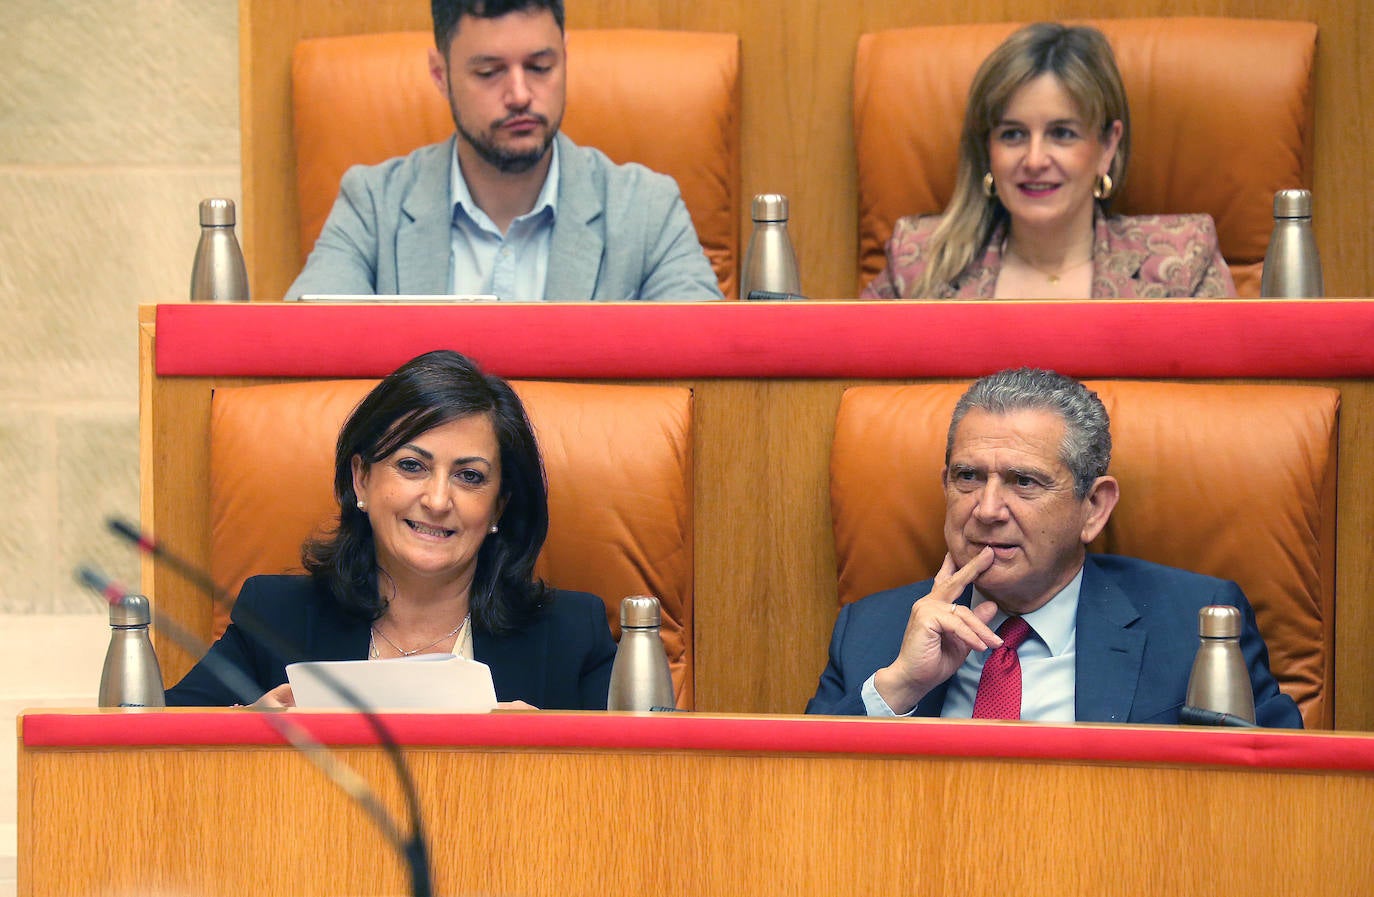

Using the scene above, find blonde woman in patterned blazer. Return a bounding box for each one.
[863,23,1236,300]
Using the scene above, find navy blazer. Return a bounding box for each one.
[165,575,617,710]
[806,554,1302,728]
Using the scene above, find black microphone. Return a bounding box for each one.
[102,517,434,897]
[1178,705,1259,728]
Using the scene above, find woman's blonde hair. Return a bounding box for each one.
[911,23,1131,298]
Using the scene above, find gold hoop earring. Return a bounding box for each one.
[1093,173,1114,200]
[982,172,996,198]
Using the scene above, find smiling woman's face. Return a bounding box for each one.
[986,73,1122,242]
[352,413,503,592]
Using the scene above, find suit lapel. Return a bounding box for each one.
[474,616,549,704]
[1074,556,1146,723]
[397,136,457,295]
[545,135,605,299]
[303,588,371,662]
[1092,213,1146,298]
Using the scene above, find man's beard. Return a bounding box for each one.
[454,111,559,174]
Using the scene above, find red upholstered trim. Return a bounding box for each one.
[155,300,1374,380]
[21,711,1374,773]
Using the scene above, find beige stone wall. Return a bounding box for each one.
[0,0,240,614]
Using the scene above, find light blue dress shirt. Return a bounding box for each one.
[861,566,1082,721]
[447,142,560,299]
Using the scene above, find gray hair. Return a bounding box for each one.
[945,368,1111,498]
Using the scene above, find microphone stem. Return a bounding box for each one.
[102,518,436,896]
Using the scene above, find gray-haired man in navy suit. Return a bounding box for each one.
[807,368,1301,728]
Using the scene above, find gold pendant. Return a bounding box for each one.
[1047,274,1060,284]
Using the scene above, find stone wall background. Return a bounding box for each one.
[1,4,240,888]
[0,0,240,614]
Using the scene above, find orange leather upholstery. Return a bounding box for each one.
[829,381,1337,727]
[854,19,1318,297]
[209,379,696,708]
[293,30,741,298]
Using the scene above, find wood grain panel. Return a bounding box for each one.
[241,0,1372,300]
[20,733,1374,896]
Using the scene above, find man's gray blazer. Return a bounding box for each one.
[286,133,722,301]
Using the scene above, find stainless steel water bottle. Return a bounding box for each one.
[739,194,801,300]
[98,593,166,708]
[189,198,250,302]
[1184,605,1255,723]
[1259,189,1323,298]
[606,595,674,711]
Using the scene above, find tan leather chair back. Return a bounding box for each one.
[830,381,1337,727]
[293,29,741,298]
[209,379,695,708]
[855,19,1317,297]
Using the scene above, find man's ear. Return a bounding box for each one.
[428,46,449,97]
[1079,475,1120,544]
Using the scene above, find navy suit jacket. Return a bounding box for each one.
[165,575,617,710]
[806,554,1302,728]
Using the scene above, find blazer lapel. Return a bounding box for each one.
[303,592,371,662]
[396,136,457,295]
[951,225,1005,298]
[545,135,605,300]
[1074,556,1146,723]
[474,617,550,704]
[1091,213,1146,298]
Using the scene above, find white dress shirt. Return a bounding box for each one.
[861,566,1082,721]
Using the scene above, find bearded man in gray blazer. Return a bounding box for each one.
[287,0,722,302]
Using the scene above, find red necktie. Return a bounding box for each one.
[971,616,1034,720]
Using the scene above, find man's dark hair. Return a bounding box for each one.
[432,0,566,51]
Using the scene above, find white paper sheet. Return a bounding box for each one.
[285,655,498,712]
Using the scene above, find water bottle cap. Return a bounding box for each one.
[751,194,789,222]
[199,198,237,227]
[1272,189,1312,219]
[108,593,152,627]
[620,595,662,628]
[1198,604,1241,638]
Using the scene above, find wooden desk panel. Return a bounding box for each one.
[19,712,1374,897]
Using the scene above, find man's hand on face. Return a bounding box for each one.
[872,547,1002,714]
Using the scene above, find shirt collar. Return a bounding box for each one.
[449,139,561,229]
[970,563,1083,657]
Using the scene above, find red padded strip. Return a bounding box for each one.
[22,712,1374,773]
[156,301,1374,380]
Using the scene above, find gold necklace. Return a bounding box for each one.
[1005,245,1093,284]
[369,614,470,658]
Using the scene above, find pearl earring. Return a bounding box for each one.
[489,524,499,534]
[357,500,366,511]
